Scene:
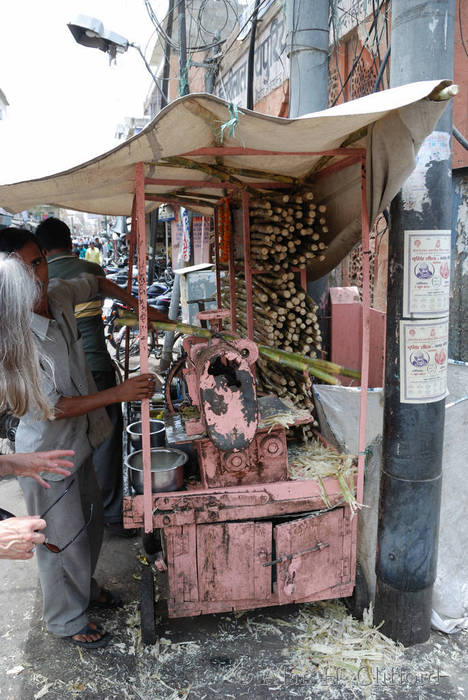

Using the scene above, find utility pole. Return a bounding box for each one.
[160,0,191,369]
[286,0,330,347]
[246,0,261,110]
[374,0,456,645]
[178,0,189,96]
[160,0,175,109]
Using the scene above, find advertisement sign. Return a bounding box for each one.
[171,217,210,268]
[403,230,451,317]
[400,318,449,404]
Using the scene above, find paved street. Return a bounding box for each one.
[1,476,467,700]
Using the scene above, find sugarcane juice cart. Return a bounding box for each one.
[0,83,452,645]
[121,144,369,643]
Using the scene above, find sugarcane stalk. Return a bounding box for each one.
[258,347,338,384]
[117,313,346,385]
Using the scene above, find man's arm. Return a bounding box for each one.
[54,374,156,420]
[97,277,171,323]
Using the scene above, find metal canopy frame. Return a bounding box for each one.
[129,145,369,540]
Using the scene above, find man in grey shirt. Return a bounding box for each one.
[36,217,127,534]
[0,228,166,648]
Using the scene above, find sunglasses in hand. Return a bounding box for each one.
[0,478,93,553]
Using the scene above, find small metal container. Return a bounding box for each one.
[126,448,188,493]
[126,420,165,451]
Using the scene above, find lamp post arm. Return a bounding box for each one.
[130,43,165,100]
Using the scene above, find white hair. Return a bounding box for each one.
[0,254,54,420]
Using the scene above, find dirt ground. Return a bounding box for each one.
[0,476,467,700]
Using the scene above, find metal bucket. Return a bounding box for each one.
[126,420,165,451]
[126,448,188,493]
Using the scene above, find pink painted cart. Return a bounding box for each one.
[121,147,371,643]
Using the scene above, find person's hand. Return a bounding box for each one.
[114,374,157,402]
[0,516,46,560]
[0,451,74,488]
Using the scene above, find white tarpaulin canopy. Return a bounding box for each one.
[0,80,451,274]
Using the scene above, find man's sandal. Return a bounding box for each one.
[68,623,109,649]
[90,587,122,609]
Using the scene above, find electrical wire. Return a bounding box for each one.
[453,125,468,151]
[144,0,230,54]
[372,44,390,92]
[329,0,389,106]
[329,0,390,98]
[144,0,180,51]
[216,0,273,65]
[459,0,468,58]
[329,2,345,97]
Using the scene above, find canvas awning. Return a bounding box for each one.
[0,80,452,275]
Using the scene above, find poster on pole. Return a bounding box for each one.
[400,318,449,404]
[403,230,451,317]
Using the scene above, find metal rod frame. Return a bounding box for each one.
[144,178,288,190]
[213,206,221,306]
[180,147,366,158]
[134,163,153,532]
[125,199,137,379]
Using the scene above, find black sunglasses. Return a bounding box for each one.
[0,478,93,553]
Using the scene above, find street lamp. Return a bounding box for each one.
[68,15,165,99]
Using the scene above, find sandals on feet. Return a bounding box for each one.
[68,623,109,649]
[90,587,122,609]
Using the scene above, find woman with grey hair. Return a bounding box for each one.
[0,228,162,648]
[0,253,55,420]
[0,254,74,559]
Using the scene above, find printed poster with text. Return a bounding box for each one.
[400,318,448,404]
[403,230,451,317]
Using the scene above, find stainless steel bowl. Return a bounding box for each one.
[126,448,188,493]
[126,420,165,451]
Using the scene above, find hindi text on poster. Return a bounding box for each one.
[400,318,449,404]
[403,230,451,317]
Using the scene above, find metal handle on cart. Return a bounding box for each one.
[262,541,329,567]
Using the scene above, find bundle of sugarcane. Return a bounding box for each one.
[220,271,324,419]
[248,192,329,272]
[221,272,322,355]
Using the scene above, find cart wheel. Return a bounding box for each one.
[142,531,159,556]
[140,564,157,645]
[164,354,189,413]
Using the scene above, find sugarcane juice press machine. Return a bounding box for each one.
[123,309,356,623]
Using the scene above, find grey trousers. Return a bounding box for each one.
[91,370,124,524]
[19,457,104,637]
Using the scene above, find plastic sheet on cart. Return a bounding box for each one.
[313,385,384,601]
[313,385,384,454]
[314,368,468,631]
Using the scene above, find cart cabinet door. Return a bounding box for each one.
[275,509,344,602]
[197,521,272,602]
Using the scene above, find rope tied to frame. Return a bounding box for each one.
[178,55,192,97]
[219,103,242,143]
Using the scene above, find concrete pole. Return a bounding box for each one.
[286,0,329,116]
[374,0,455,645]
[286,0,330,347]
